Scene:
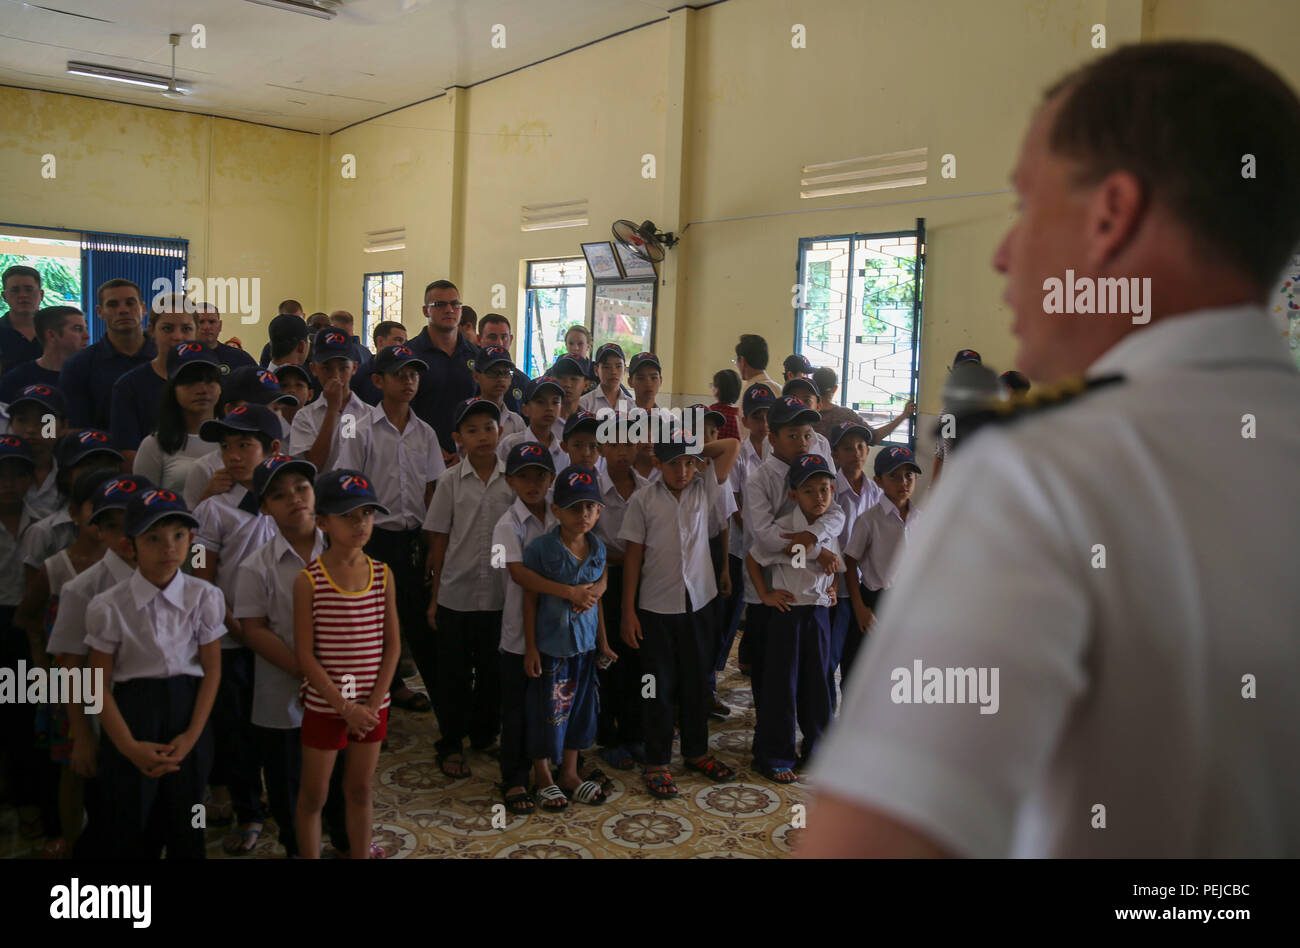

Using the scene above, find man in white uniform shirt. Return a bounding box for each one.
[803,42,1300,858]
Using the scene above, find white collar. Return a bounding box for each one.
[128,568,187,610]
[1088,304,1294,378]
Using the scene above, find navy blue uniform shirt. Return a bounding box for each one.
[0,314,42,377]
[0,360,61,404]
[58,335,157,430]
[407,326,479,454]
[109,363,167,450]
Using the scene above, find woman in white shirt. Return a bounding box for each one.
[132,344,221,493]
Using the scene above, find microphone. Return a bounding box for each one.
[938,362,1005,446]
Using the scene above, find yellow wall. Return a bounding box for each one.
[0,86,319,352]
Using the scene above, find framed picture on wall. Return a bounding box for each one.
[592,279,656,359]
[613,240,657,278]
[581,241,623,281]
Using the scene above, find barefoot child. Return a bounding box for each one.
[523,465,616,809]
[293,469,400,860]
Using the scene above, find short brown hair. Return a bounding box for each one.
[424,280,458,299]
[96,278,142,308]
[2,265,41,290]
[1045,42,1300,291]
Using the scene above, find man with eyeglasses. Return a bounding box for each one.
[408,279,479,465]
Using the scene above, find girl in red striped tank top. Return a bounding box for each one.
[293,470,399,859]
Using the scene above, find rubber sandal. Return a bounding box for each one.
[392,690,432,713]
[582,766,615,796]
[601,746,636,770]
[369,842,387,859]
[760,766,798,784]
[684,756,735,782]
[535,785,569,811]
[222,822,263,855]
[436,753,471,779]
[565,779,606,805]
[503,789,535,816]
[643,770,679,799]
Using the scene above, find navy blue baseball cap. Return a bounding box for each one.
[311,328,355,363]
[372,344,427,375]
[783,353,815,376]
[687,402,725,428]
[787,453,834,490]
[742,382,777,417]
[273,363,311,388]
[874,444,923,477]
[766,396,820,429]
[652,427,700,463]
[90,474,155,520]
[524,375,564,402]
[124,487,199,537]
[0,434,34,469]
[200,403,282,443]
[453,396,501,430]
[55,430,123,468]
[314,469,390,516]
[505,441,556,476]
[562,409,601,439]
[166,341,221,380]
[829,419,873,448]
[553,465,603,509]
[1000,369,1030,392]
[225,366,299,408]
[268,313,309,345]
[952,348,982,367]
[252,453,316,501]
[627,351,661,375]
[782,376,821,400]
[549,355,586,378]
[7,383,66,417]
[594,343,625,366]
[475,345,514,373]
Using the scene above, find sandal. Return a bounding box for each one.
[436,753,471,779]
[391,689,432,712]
[369,842,387,859]
[222,821,264,855]
[760,765,799,784]
[582,766,615,796]
[601,746,636,770]
[503,788,535,816]
[643,770,679,799]
[535,785,569,811]
[684,755,735,782]
[563,779,606,805]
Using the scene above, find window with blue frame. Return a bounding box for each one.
[523,258,588,378]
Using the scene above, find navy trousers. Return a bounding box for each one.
[256,725,301,858]
[636,595,714,767]
[752,605,832,772]
[365,527,428,687]
[98,676,213,859]
[596,566,643,748]
[210,647,264,824]
[711,553,745,690]
[498,651,530,790]
[431,607,502,757]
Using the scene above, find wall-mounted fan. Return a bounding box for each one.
[611,219,679,264]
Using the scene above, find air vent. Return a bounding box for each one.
[521,199,589,232]
[800,148,928,200]
[364,226,405,253]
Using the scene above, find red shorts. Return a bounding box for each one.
[301,707,389,751]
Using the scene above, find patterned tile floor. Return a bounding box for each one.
[1,652,818,859]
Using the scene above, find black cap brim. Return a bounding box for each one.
[830,423,873,448]
[127,509,200,538]
[317,498,391,516]
[255,459,317,499]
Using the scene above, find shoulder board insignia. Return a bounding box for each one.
[940,374,1124,447]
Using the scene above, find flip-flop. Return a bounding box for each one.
[684,756,735,782]
[436,753,471,779]
[564,780,606,806]
[759,766,799,784]
[221,822,263,855]
[535,785,569,811]
[503,789,535,816]
[643,770,679,799]
[582,766,616,796]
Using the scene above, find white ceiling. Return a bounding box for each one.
[0,0,712,133]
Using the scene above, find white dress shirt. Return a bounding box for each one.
[193,490,278,647]
[288,389,368,472]
[579,386,633,415]
[233,528,325,729]
[85,569,225,683]
[728,436,770,562]
[496,404,527,439]
[619,460,724,615]
[833,468,883,594]
[813,304,1300,858]
[749,507,843,606]
[843,496,921,592]
[24,461,63,520]
[592,468,650,558]
[47,549,135,656]
[423,457,514,611]
[181,450,223,509]
[492,497,558,655]
[336,404,445,529]
[0,505,38,606]
[20,506,72,571]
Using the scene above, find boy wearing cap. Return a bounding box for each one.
[290,328,367,472]
[826,420,882,708]
[549,355,588,420]
[337,344,445,713]
[109,307,200,459]
[473,346,526,439]
[619,427,740,798]
[423,397,515,779]
[274,364,314,424]
[781,377,836,468]
[841,446,923,681]
[292,469,399,861]
[182,367,301,509]
[560,408,604,474]
[523,464,615,809]
[730,383,775,675]
[232,454,323,858]
[578,343,632,415]
[22,431,124,579]
[85,487,224,859]
[783,353,815,383]
[6,383,67,519]
[745,454,843,783]
[742,397,846,710]
[189,404,283,854]
[626,352,669,480]
[265,312,311,374]
[693,405,739,717]
[496,376,569,472]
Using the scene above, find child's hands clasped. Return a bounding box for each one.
[129,741,181,778]
[341,701,379,735]
[567,583,600,614]
[760,588,796,612]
